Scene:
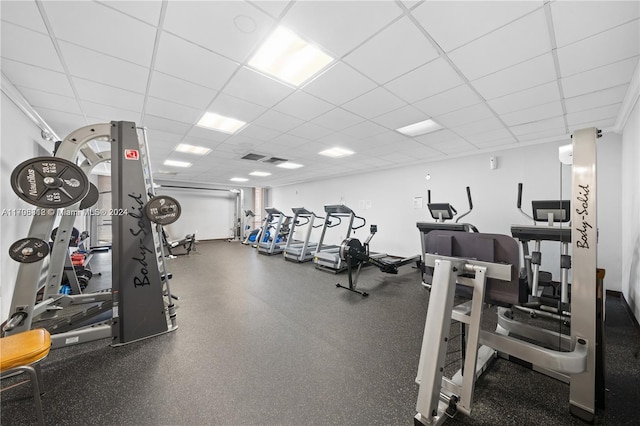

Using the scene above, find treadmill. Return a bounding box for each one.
[283,207,324,263]
[314,204,365,273]
[257,207,291,255]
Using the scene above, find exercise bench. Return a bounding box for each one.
[1,328,52,425]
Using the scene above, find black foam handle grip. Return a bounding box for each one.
[427,189,431,204]
[517,183,523,208]
[466,186,473,210]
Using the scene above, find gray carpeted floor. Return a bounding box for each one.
[2,240,639,425]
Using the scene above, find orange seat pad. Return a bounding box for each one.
[1,329,51,371]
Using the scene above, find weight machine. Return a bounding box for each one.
[335,225,420,297]
[3,121,180,348]
[414,128,604,425]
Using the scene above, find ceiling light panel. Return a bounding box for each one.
[249,171,272,177]
[319,147,355,158]
[164,159,192,168]
[276,162,304,169]
[197,112,246,134]
[230,177,249,182]
[396,119,443,137]
[248,26,334,87]
[175,143,211,155]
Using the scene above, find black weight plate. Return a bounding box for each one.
[9,238,50,263]
[10,156,89,208]
[79,183,99,210]
[145,195,181,225]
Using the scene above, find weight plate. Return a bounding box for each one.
[79,183,99,210]
[9,238,50,263]
[145,195,181,225]
[10,156,89,208]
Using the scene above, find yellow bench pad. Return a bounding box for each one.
[1,329,51,371]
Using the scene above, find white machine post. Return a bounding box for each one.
[569,127,599,421]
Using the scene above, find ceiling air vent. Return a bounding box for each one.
[262,157,287,164]
[241,153,266,161]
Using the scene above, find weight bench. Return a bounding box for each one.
[162,229,196,257]
[1,328,52,426]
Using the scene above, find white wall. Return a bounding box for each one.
[1,93,52,321]
[621,100,640,322]
[272,134,622,290]
[156,187,251,241]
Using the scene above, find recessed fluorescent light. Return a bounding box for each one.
[197,112,246,134]
[396,119,443,136]
[249,171,272,177]
[163,159,192,168]
[319,147,354,158]
[155,170,178,176]
[276,162,304,169]
[175,143,211,156]
[230,177,249,182]
[248,26,334,86]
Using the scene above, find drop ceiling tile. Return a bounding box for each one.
[2,59,74,97]
[342,87,406,119]
[366,130,412,146]
[147,129,186,144]
[487,81,560,115]
[551,1,640,48]
[149,71,217,110]
[239,124,280,141]
[501,101,564,127]
[412,1,542,53]
[287,122,334,141]
[224,67,295,108]
[510,116,565,136]
[344,16,438,85]
[471,53,557,100]
[1,0,48,33]
[452,117,505,137]
[312,108,365,132]
[373,105,427,130]
[564,84,629,114]
[400,1,424,10]
[43,1,156,67]
[464,127,515,145]
[252,110,304,133]
[17,87,81,115]
[36,107,85,129]
[569,117,617,132]
[206,92,266,123]
[250,1,291,18]
[414,129,460,145]
[1,22,63,72]
[517,127,568,142]
[96,0,163,26]
[400,145,443,160]
[557,21,639,77]
[384,58,464,103]
[427,139,478,155]
[414,84,483,117]
[341,121,388,139]
[273,91,334,121]
[59,41,149,94]
[282,1,402,57]
[145,97,202,124]
[164,1,273,63]
[142,115,193,136]
[561,57,639,97]
[73,78,145,112]
[186,125,235,143]
[566,103,621,126]
[448,9,551,81]
[154,32,239,91]
[435,103,496,128]
[473,137,518,149]
[302,62,376,105]
[270,133,312,146]
[82,102,142,124]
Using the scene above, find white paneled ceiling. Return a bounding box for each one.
[1,0,638,188]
